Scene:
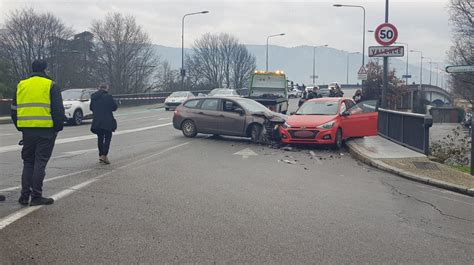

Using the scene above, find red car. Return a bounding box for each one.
[279,98,378,149]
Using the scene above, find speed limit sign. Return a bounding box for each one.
[374,23,398,46]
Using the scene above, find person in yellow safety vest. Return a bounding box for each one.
[10,59,65,206]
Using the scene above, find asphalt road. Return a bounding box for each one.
[0,101,473,264]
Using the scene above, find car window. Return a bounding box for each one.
[81,91,91,100]
[200,99,219,111]
[223,100,242,113]
[350,100,378,114]
[184,99,200,109]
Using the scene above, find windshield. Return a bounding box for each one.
[250,87,286,98]
[237,99,270,112]
[61,90,83,100]
[170,92,188,97]
[296,101,339,115]
[209,89,233,95]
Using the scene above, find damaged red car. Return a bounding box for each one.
[279,98,378,149]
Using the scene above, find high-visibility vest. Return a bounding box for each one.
[15,76,54,128]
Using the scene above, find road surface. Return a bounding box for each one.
[0,101,473,264]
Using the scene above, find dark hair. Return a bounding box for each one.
[32,59,48,72]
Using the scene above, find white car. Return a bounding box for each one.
[62,88,96,125]
[164,91,194,111]
[208,88,240,97]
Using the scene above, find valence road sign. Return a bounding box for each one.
[369,46,404,57]
[374,23,398,46]
[445,65,474,73]
[358,66,368,80]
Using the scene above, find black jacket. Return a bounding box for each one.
[90,90,118,133]
[11,72,65,134]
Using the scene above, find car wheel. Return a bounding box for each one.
[334,128,343,150]
[250,124,262,143]
[72,109,83,125]
[181,120,197,138]
[165,107,169,111]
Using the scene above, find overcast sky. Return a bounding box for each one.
[0,0,454,62]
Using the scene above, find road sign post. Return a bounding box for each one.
[357,66,368,80]
[375,17,397,109]
[444,64,474,175]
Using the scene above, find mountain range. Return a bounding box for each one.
[153,44,445,88]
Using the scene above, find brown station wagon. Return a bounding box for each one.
[172,97,286,142]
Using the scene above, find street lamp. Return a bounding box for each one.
[395,42,410,86]
[333,4,366,67]
[346,52,360,85]
[313,44,328,85]
[435,63,439,87]
[410,50,423,111]
[181,10,209,90]
[423,57,433,85]
[266,33,285,71]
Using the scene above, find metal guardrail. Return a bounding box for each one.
[378,108,433,155]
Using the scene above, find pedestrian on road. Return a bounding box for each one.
[90,84,117,164]
[334,84,344,97]
[353,89,363,103]
[0,194,5,202]
[11,59,65,206]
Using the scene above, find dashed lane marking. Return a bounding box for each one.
[0,142,189,230]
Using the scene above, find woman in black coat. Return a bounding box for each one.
[90,84,117,164]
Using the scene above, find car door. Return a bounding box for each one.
[341,100,378,138]
[218,99,246,136]
[195,98,221,133]
[81,91,92,117]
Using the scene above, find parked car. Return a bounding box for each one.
[208,88,240,97]
[62,88,97,125]
[279,98,378,149]
[173,97,286,142]
[288,88,302,98]
[164,91,194,111]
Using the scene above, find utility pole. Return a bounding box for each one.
[381,0,389,108]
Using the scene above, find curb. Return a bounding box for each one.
[346,141,474,197]
[0,118,11,125]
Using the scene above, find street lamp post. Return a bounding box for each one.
[181,11,209,90]
[313,44,328,85]
[333,4,366,67]
[395,42,409,86]
[435,63,439,87]
[410,50,423,112]
[266,33,285,71]
[346,52,360,85]
[423,57,432,85]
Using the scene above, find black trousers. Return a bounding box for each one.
[21,132,56,198]
[96,129,113,156]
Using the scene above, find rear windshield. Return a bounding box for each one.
[61,90,83,100]
[296,101,339,115]
[170,92,188,97]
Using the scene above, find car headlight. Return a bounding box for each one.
[317,120,335,129]
[281,122,291,129]
[63,104,72,109]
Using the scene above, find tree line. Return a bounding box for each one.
[0,8,256,97]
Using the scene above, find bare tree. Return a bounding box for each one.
[91,13,158,94]
[448,0,474,105]
[0,8,73,82]
[187,33,256,90]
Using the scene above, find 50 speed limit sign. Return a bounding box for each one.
[374,23,398,46]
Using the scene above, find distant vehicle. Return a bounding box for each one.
[279,98,378,149]
[288,88,302,98]
[318,87,331,97]
[164,91,194,111]
[62,88,97,125]
[208,88,240,97]
[173,97,285,142]
[248,71,289,114]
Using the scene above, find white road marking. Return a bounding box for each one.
[0,123,172,154]
[0,141,189,230]
[0,169,93,192]
[234,148,258,159]
[52,148,97,159]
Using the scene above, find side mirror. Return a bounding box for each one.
[234,107,245,115]
[341,110,350,116]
